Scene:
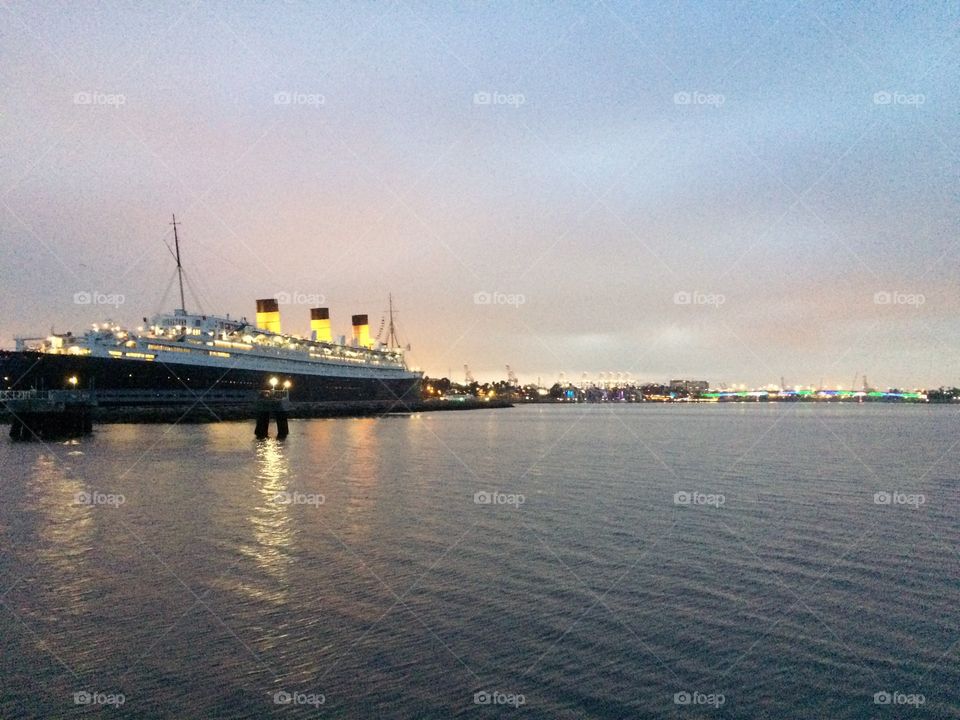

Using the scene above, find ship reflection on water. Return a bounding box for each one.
[242,439,294,600]
[31,453,98,627]
[343,419,381,542]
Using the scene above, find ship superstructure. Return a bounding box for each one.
[18,308,413,380]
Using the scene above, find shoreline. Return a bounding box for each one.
[3,396,952,433]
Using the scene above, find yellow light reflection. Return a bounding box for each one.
[241,439,294,601]
[33,453,96,621]
[341,419,381,540]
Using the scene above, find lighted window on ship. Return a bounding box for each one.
[147,344,193,353]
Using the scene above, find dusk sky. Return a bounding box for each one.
[1,1,957,387]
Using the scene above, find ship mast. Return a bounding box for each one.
[171,214,186,313]
[387,293,400,350]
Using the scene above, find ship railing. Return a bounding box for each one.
[259,388,290,401]
[2,388,259,407]
[0,389,45,401]
[0,389,97,403]
[93,389,256,405]
[160,336,405,368]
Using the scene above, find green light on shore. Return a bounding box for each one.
[694,389,925,400]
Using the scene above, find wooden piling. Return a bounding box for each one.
[254,412,271,439]
[275,411,289,439]
[254,390,291,439]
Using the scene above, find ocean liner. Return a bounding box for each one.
[0,218,422,406]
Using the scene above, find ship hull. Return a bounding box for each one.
[0,351,422,406]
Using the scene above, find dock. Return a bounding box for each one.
[2,390,97,440]
[2,388,511,440]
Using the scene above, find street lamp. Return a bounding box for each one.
[67,375,78,388]
[282,380,291,390]
[269,377,278,388]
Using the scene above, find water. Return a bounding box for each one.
[0,404,957,719]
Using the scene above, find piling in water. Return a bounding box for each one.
[254,390,291,439]
[3,390,96,441]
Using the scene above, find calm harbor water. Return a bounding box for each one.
[0,403,957,719]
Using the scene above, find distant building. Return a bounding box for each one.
[669,379,709,394]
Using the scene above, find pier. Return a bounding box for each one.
[2,390,97,440]
[2,387,510,440]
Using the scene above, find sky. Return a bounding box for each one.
[0,1,957,388]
